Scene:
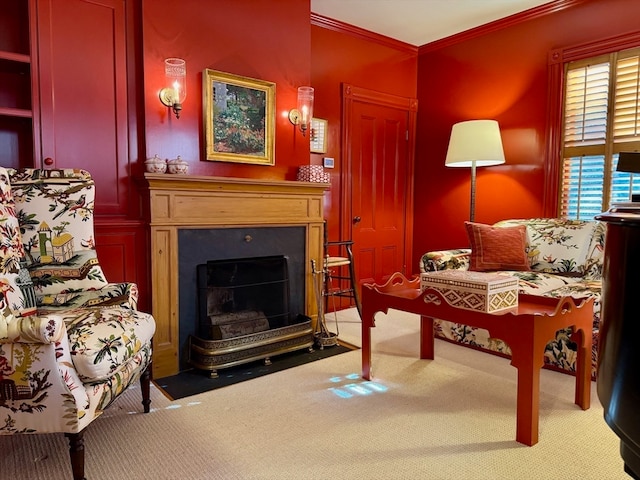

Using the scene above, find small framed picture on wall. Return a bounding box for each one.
[310,118,328,154]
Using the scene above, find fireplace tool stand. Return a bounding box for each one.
[311,259,339,349]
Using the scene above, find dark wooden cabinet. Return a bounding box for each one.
[1,0,132,216]
[0,0,149,304]
[35,0,131,216]
[0,1,36,169]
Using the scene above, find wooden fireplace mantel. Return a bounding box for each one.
[141,173,329,378]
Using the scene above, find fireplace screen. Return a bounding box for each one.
[198,255,290,339]
[189,255,314,377]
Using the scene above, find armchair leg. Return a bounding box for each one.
[64,431,87,480]
[141,362,152,413]
[62,364,151,480]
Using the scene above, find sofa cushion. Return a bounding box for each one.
[531,279,601,329]
[62,306,155,383]
[465,221,530,272]
[506,270,583,295]
[494,218,597,276]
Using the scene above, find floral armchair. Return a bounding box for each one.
[0,168,155,480]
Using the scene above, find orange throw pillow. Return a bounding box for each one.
[465,221,530,272]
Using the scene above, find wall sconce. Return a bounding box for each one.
[159,58,187,119]
[288,86,314,136]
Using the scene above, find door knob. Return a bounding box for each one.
[353,216,361,224]
[44,157,54,166]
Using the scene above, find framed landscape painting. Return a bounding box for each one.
[203,69,275,165]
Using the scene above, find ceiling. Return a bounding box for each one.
[311,0,555,47]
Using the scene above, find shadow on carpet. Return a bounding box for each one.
[154,343,355,400]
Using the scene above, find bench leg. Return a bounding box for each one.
[420,316,434,359]
[513,362,540,446]
[572,327,591,410]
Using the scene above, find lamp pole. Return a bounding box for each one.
[470,160,477,223]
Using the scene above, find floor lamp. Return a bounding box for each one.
[445,120,506,222]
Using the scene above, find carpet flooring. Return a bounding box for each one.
[2,307,629,480]
[154,343,353,400]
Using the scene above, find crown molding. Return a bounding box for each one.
[418,0,589,55]
[311,13,418,55]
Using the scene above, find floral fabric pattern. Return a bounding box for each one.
[8,168,108,296]
[0,168,154,442]
[0,168,37,318]
[494,218,601,277]
[63,306,155,383]
[8,168,137,311]
[420,218,604,380]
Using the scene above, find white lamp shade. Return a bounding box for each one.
[445,120,506,168]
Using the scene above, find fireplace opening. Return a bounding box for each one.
[198,255,296,339]
[188,254,314,377]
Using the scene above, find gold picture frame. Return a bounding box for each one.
[203,69,276,165]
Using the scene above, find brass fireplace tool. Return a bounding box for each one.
[311,259,339,348]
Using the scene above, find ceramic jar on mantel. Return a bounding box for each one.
[167,155,189,174]
[145,154,167,173]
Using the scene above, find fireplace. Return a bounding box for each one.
[178,226,313,377]
[142,174,328,378]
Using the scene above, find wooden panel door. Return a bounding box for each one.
[343,85,417,287]
[35,0,130,216]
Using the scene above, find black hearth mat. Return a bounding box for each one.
[154,343,355,400]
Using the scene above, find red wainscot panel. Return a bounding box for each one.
[95,220,150,312]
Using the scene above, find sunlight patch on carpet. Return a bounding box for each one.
[327,372,389,398]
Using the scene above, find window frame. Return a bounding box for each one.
[543,31,640,217]
[559,48,640,218]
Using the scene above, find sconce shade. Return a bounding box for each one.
[289,86,314,136]
[297,86,314,127]
[165,58,186,103]
[446,120,505,167]
[616,152,640,173]
[159,57,187,118]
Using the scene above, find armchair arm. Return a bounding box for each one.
[0,313,90,433]
[36,281,140,314]
[420,248,471,273]
[0,313,65,344]
[85,281,139,309]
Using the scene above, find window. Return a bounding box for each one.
[560,48,640,219]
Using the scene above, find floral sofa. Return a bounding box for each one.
[420,218,605,380]
[0,167,156,480]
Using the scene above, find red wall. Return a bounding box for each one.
[413,0,640,272]
[310,21,417,240]
[142,0,311,179]
[141,2,417,242]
